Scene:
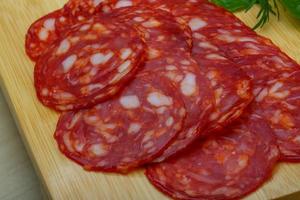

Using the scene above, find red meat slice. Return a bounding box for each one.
[35,17,146,111]
[55,73,186,173]
[146,112,279,200]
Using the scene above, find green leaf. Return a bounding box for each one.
[280,0,300,19]
[210,0,253,12]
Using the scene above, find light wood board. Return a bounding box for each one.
[0,1,300,199]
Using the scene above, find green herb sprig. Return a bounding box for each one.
[210,0,300,29]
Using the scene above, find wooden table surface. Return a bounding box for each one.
[0,0,300,199]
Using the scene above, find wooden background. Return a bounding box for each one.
[0,0,300,199]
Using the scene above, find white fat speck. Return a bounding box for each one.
[120,95,140,109]
[74,143,84,152]
[217,34,236,43]
[215,88,223,104]
[105,123,117,130]
[255,88,268,102]
[56,39,70,55]
[89,67,98,76]
[63,133,74,152]
[41,88,49,96]
[115,0,132,8]
[238,37,257,43]
[206,54,226,60]
[180,73,197,96]
[93,0,104,6]
[271,91,290,99]
[165,117,174,127]
[53,91,75,100]
[144,141,154,149]
[157,35,165,41]
[90,52,114,65]
[271,56,286,66]
[78,16,85,21]
[118,60,131,73]
[189,18,207,31]
[62,54,77,72]
[209,112,219,121]
[38,28,48,41]
[211,187,240,196]
[156,106,167,114]
[142,134,152,143]
[147,92,173,107]
[244,43,260,50]
[128,123,141,134]
[142,18,161,28]
[93,23,106,32]
[90,144,107,156]
[198,42,218,50]
[70,36,80,43]
[268,147,279,160]
[206,71,216,80]
[80,24,91,31]
[166,65,177,71]
[43,18,55,31]
[179,107,186,117]
[133,16,145,22]
[271,110,281,124]
[193,32,205,39]
[68,113,81,129]
[148,48,160,59]
[180,60,191,65]
[87,83,104,92]
[268,82,290,99]
[293,136,300,144]
[238,155,248,167]
[120,48,132,60]
[59,16,66,23]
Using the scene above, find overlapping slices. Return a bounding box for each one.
[165,0,300,161]
[108,6,217,161]
[103,1,253,135]
[34,17,146,111]
[127,0,300,161]
[254,71,300,161]
[146,112,279,200]
[55,73,186,173]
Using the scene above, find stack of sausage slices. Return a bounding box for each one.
[25,0,300,199]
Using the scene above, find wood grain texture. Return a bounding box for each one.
[0,1,300,199]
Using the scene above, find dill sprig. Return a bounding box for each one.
[211,0,281,29]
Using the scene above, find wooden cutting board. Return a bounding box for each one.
[0,1,300,199]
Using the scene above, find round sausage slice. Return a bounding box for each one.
[35,17,146,111]
[55,73,186,173]
[146,112,279,200]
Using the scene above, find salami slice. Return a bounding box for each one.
[55,73,186,173]
[255,71,300,161]
[109,6,193,52]
[146,112,279,200]
[142,50,215,162]
[155,0,299,88]
[159,0,300,161]
[192,33,253,133]
[35,17,146,111]
[104,2,253,135]
[108,6,216,161]
[25,9,62,61]
[127,0,300,161]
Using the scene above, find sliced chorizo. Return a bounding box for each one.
[146,112,279,200]
[55,73,186,173]
[35,17,146,111]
